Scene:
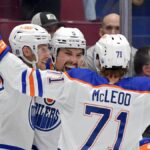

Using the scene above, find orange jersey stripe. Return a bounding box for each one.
[0,40,7,54]
[29,69,35,96]
[140,143,150,150]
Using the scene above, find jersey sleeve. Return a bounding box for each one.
[0,52,71,102]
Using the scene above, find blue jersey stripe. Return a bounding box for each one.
[22,70,27,94]
[32,145,38,150]
[36,69,43,97]
[0,144,24,150]
[0,46,10,61]
[140,138,150,146]
[45,58,51,69]
[0,87,4,91]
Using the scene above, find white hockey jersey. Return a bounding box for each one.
[0,74,34,149]
[0,53,150,150]
[32,96,61,150]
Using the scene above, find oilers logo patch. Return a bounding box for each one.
[29,97,61,131]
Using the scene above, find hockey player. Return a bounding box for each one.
[32,26,86,149]
[0,73,35,149]
[0,34,150,150]
[8,24,60,150]
[50,27,86,71]
[8,24,86,150]
[0,24,50,149]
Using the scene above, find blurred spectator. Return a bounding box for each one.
[85,13,136,76]
[134,46,150,138]
[132,0,150,16]
[132,0,144,6]
[83,0,119,21]
[85,13,120,71]
[94,0,146,20]
[21,0,60,20]
[134,46,150,77]
[96,0,119,20]
[31,12,63,37]
[99,13,120,36]
[83,0,97,21]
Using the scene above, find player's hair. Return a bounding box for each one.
[134,46,150,75]
[100,67,128,78]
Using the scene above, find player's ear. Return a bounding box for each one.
[99,28,104,37]
[22,46,32,57]
[143,65,150,76]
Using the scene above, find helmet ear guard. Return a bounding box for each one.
[9,24,51,66]
[94,34,131,72]
[50,27,86,63]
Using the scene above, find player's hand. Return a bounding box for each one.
[0,35,10,61]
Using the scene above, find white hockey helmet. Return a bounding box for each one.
[51,27,86,62]
[9,24,51,65]
[94,34,131,71]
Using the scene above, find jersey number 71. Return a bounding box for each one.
[81,104,128,150]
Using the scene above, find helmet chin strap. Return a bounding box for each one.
[32,62,37,69]
[22,50,38,69]
[93,56,101,73]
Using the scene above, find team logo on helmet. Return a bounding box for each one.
[71,31,76,36]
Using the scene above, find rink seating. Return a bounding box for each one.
[62,21,100,46]
[60,0,85,21]
[0,0,22,19]
[0,19,29,45]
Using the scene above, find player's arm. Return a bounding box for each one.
[0,36,68,100]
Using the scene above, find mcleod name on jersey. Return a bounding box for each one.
[92,89,131,106]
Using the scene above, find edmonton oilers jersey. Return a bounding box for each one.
[0,75,34,150]
[30,96,61,150]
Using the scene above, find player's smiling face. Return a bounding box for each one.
[55,48,84,71]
